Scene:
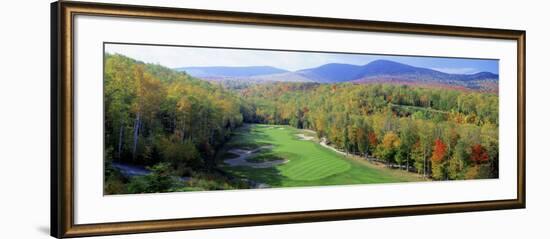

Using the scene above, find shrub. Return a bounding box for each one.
[127,162,181,193]
[104,160,129,194]
[160,139,202,170]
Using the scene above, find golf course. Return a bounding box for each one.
[219,124,425,188]
[104,53,498,195]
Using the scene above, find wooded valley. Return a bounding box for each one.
[104,53,499,194]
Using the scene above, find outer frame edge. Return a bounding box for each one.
[50,1,61,238]
[517,31,527,209]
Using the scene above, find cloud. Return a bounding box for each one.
[105,44,345,71]
[105,43,496,74]
[430,67,479,74]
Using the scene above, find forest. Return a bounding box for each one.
[104,53,499,194]
[240,82,498,180]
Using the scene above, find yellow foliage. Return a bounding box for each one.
[382,131,401,149]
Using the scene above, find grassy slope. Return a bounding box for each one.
[220,124,425,188]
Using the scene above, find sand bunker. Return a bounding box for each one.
[296,133,314,141]
[224,145,288,168]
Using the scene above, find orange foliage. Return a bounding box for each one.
[470,144,489,164]
[368,132,377,146]
[281,85,291,92]
[431,139,447,162]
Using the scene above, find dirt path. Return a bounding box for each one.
[295,131,347,156]
[319,137,348,156]
[112,162,191,182]
[224,145,288,168]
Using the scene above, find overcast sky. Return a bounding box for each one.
[105,43,499,74]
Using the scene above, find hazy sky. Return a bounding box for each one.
[105,43,499,74]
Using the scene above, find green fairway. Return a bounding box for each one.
[219,124,425,188]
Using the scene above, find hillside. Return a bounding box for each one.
[175,66,288,78]
[104,53,499,195]
[296,63,362,83]
[175,59,498,92]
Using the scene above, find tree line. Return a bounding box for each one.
[104,54,248,193]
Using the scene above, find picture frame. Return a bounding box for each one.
[51,1,526,238]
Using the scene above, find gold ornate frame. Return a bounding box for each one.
[51,1,526,238]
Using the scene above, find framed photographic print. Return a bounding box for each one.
[51,1,526,238]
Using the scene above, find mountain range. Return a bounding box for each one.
[175,60,499,92]
[174,66,288,78]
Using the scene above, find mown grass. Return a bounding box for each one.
[220,124,425,188]
[246,153,285,163]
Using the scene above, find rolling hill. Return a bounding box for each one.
[295,63,363,83]
[175,66,288,78]
[174,60,498,92]
[349,60,498,92]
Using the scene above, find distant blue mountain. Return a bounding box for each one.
[349,60,498,92]
[299,60,498,83]
[296,63,363,83]
[174,60,498,91]
[453,71,499,81]
[355,60,445,78]
[175,66,288,78]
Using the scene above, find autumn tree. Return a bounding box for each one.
[366,132,378,157]
[397,119,417,171]
[449,140,468,179]
[431,138,448,180]
[376,132,401,166]
[470,144,489,164]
